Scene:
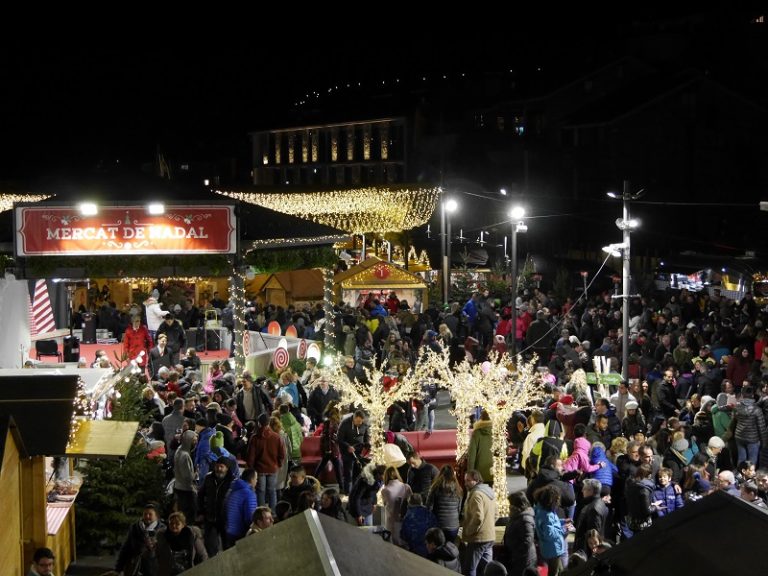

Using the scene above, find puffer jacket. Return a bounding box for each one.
[625,477,656,527]
[734,399,766,443]
[503,508,536,575]
[563,437,600,475]
[429,541,461,572]
[224,478,257,539]
[427,486,462,530]
[589,444,617,488]
[534,504,566,560]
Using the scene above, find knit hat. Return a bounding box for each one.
[484,561,508,576]
[700,395,715,408]
[625,400,639,411]
[716,393,728,408]
[672,438,689,452]
[708,436,725,449]
[210,430,225,450]
[560,394,574,406]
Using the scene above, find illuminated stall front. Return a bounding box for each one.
[334,257,428,310]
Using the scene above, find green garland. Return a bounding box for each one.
[25,254,232,278]
[244,246,338,274]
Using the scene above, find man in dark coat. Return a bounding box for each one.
[197,457,235,557]
[407,453,439,500]
[526,456,576,514]
[574,478,609,552]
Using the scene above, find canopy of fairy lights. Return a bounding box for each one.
[216,185,440,234]
[0,193,54,212]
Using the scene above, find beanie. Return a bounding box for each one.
[210,430,225,450]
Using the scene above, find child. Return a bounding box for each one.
[589,442,617,496]
[653,467,684,517]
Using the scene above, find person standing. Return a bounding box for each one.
[461,469,496,576]
[123,315,153,370]
[115,503,166,576]
[467,410,494,486]
[534,484,570,575]
[156,313,186,365]
[246,413,285,511]
[223,468,258,548]
[338,410,370,493]
[197,458,234,557]
[148,334,174,380]
[381,466,412,546]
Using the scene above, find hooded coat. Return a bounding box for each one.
[467,420,494,484]
[462,482,496,543]
[429,541,461,572]
[348,462,383,519]
[174,430,197,492]
[563,437,600,475]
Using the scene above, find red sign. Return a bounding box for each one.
[15,205,236,256]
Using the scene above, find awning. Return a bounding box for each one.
[66,419,139,459]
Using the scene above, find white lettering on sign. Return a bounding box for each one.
[44,225,207,242]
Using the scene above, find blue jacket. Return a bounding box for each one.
[224,478,257,539]
[400,506,438,557]
[652,483,684,517]
[589,445,617,487]
[194,426,215,488]
[534,505,566,560]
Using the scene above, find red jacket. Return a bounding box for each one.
[122,324,153,365]
[246,426,285,474]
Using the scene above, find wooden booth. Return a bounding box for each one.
[334,257,428,310]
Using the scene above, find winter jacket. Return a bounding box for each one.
[534,504,566,560]
[115,519,167,575]
[526,467,576,510]
[652,483,684,517]
[407,459,439,500]
[625,477,656,529]
[194,426,216,488]
[337,415,370,453]
[224,478,257,540]
[502,508,537,575]
[348,463,383,519]
[662,448,688,485]
[655,380,678,418]
[622,412,647,438]
[467,420,494,484]
[400,505,438,556]
[156,525,207,575]
[428,541,461,572]
[461,483,496,543]
[235,385,271,425]
[733,399,766,444]
[246,425,285,474]
[589,445,617,488]
[198,467,234,526]
[173,431,197,492]
[280,412,304,460]
[712,405,733,438]
[574,495,609,552]
[307,386,340,425]
[382,479,412,544]
[427,486,462,531]
[564,437,601,475]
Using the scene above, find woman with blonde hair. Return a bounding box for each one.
[381,466,412,546]
[269,416,291,490]
[566,368,593,406]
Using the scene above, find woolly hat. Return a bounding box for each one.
[708,436,725,449]
[672,438,689,452]
[210,430,225,450]
[716,393,728,408]
[625,400,639,411]
[700,395,715,408]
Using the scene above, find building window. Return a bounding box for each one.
[380,124,389,160]
[363,124,372,160]
[346,126,355,161]
[311,131,319,162]
[274,133,282,164]
[302,131,309,163]
[288,133,295,164]
[331,129,338,162]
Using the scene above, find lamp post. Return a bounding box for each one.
[441,198,458,305]
[509,205,526,357]
[607,181,642,381]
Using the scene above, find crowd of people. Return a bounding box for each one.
[97,280,768,576]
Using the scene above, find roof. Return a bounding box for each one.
[183,509,458,576]
[567,491,768,576]
[251,270,325,300]
[334,257,427,290]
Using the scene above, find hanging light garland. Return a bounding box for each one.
[322,268,336,353]
[0,193,54,213]
[229,266,248,376]
[216,186,440,234]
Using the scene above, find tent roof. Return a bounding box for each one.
[334,257,427,290]
[251,269,325,300]
[184,509,458,576]
[567,491,768,576]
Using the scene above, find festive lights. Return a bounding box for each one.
[322,268,336,353]
[229,266,248,376]
[249,235,349,249]
[325,357,421,465]
[418,348,544,517]
[0,193,54,212]
[216,186,440,234]
[67,376,95,450]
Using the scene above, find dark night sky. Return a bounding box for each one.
[0,8,764,178]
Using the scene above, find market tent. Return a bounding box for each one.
[566,490,768,576]
[334,256,428,308]
[184,509,458,576]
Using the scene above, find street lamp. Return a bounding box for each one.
[509,205,526,357]
[441,198,459,305]
[606,181,643,381]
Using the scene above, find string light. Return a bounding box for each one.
[418,349,545,518]
[0,193,54,213]
[249,235,349,249]
[117,276,209,284]
[216,186,440,234]
[67,376,94,450]
[322,268,336,353]
[229,266,248,376]
[324,357,421,465]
